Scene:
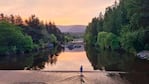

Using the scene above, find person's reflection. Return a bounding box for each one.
[48,55,57,65]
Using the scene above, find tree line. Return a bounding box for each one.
[85,0,149,54]
[0,14,64,55]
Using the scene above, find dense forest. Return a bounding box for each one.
[0,14,64,55]
[85,0,149,54]
[85,0,149,71]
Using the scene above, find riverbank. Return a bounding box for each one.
[0,70,128,84]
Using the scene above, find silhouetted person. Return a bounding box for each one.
[80,65,85,83]
[80,65,83,76]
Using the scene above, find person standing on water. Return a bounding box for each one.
[80,65,83,76]
[80,65,85,83]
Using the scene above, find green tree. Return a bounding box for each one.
[97,32,120,50]
[49,34,57,43]
[105,33,120,50]
[96,32,108,49]
[0,21,33,55]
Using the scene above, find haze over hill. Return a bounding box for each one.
[57,25,86,33]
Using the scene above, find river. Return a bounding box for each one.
[0,44,149,84]
[0,44,93,71]
[43,46,93,71]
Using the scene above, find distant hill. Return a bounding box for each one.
[57,25,86,33]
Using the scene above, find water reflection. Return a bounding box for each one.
[0,44,93,70]
[44,45,93,71]
[85,45,149,84]
[0,55,33,70]
[85,46,149,72]
[48,55,57,65]
[0,45,63,70]
[119,72,149,84]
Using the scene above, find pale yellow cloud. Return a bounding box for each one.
[0,0,116,25]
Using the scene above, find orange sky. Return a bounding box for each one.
[0,0,116,25]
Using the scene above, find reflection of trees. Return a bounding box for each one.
[85,45,136,71]
[31,45,63,70]
[0,45,63,70]
[85,45,98,70]
[119,73,149,84]
[48,55,57,65]
[86,45,149,72]
[47,45,63,65]
[0,55,33,70]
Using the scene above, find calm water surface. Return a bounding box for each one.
[0,45,93,70]
[44,47,93,71]
[0,45,149,84]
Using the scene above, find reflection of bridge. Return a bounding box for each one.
[70,39,84,45]
[66,39,85,51]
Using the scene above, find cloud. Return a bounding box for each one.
[0,0,115,25]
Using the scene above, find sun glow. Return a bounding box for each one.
[0,0,115,25]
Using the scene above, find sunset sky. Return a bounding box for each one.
[0,0,116,25]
